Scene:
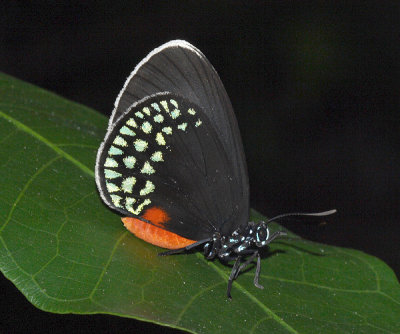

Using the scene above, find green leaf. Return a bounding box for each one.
[1,72,399,334]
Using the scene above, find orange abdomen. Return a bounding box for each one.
[121,207,196,249]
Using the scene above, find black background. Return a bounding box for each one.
[1,1,399,333]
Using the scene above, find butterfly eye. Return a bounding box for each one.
[256,227,267,243]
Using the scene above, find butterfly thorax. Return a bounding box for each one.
[203,221,273,262]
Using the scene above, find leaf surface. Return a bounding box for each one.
[1,73,399,333]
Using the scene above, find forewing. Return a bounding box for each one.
[108,41,249,233]
[96,93,241,240]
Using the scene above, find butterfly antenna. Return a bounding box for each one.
[267,209,337,223]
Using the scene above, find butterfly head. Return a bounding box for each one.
[254,222,270,247]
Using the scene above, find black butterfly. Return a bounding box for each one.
[95,40,336,298]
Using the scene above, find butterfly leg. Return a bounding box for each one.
[253,252,264,289]
[227,256,242,299]
[235,251,264,289]
[232,251,264,289]
[233,251,257,279]
[158,238,211,256]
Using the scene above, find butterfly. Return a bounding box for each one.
[95,40,336,298]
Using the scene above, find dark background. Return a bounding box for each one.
[1,1,399,333]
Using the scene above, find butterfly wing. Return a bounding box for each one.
[96,93,243,240]
[107,40,249,234]
[98,41,249,237]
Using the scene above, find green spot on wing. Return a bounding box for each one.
[142,107,151,116]
[134,139,148,152]
[106,182,120,193]
[110,194,123,207]
[141,161,155,175]
[121,177,136,193]
[104,157,118,168]
[162,127,172,135]
[120,126,136,136]
[160,101,169,113]
[126,118,138,128]
[113,135,127,147]
[141,121,152,134]
[104,169,122,179]
[171,109,181,119]
[177,123,187,131]
[135,111,144,119]
[151,102,161,112]
[125,197,136,211]
[123,156,136,169]
[156,132,166,145]
[108,145,123,155]
[150,151,163,162]
[139,180,155,196]
[153,114,164,123]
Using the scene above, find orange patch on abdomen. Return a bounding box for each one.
[121,207,196,249]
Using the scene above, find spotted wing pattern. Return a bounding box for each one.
[108,40,250,234]
[96,93,240,241]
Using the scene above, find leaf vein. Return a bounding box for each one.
[195,253,299,334]
[0,110,94,178]
[175,281,225,325]
[88,231,128,299]
[0,156,61,233]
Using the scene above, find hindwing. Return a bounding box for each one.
[96,93,241,240]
